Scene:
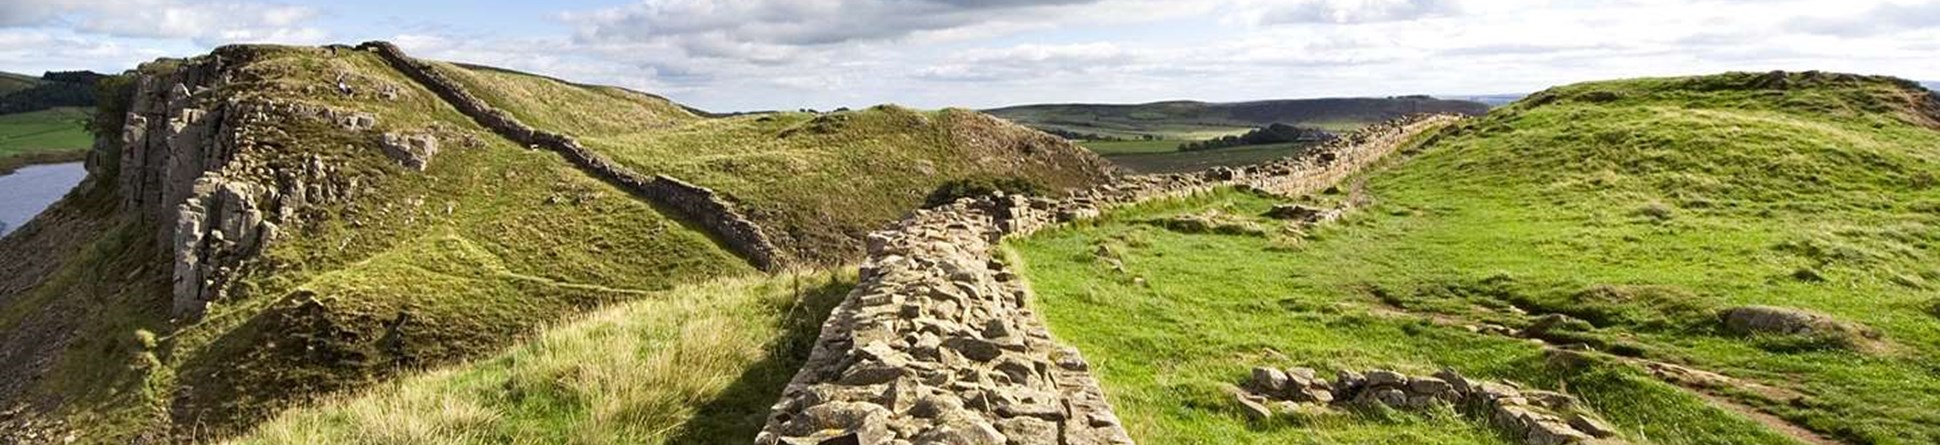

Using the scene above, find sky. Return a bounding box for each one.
[1,0,1937,112]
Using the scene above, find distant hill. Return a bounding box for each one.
[1923,81,1938,91]
[0,70,101,115]
[985,96,1490,140]
[0,72,42,96]
[1439,93,1526,107]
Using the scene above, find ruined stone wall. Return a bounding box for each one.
[757,114,1458,445]
[358,41,787,271]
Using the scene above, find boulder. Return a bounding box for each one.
[1719,305,1861,338]
[1264,204,1328,222]
[380,132,439,171]
[1250,367,1289,394]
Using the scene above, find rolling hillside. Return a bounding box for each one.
[988,96,1489,174]
[0,72,43,96]
[0,42,1110,444]
[986,96,1490,140]
[1014,72,1940,444]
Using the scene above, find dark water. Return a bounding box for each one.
[0,162,86,236]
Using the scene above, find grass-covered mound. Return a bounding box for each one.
[442,66,1115,264]
[229,270,853,445]
[1011,72,1940,444]
[0,45,754,442]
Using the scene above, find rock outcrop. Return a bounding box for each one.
[757,114,1460,444]
[114,49,399,318]
[1239,367,1625,445]
[379,132,438,171]
[357,41,789,272]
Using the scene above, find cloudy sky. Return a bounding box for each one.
[1,0,1936,112]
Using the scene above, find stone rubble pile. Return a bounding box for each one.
[1238,367,1624,445]
[757,114,1460,445]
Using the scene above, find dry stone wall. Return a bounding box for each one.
[357,41,787,271]
[758,114,1459,445]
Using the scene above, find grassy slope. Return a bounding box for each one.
[230,270,854,445]
[1013,72,1940,444]
[1,45,754,441]
[0,107,92,172]
[444,65,1111,264]
[0,71,41,95]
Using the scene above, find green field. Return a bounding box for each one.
[0,107,92,172]
[1085,140,1318,173]
[1013,73,1940,444]
[986,97,1490,141]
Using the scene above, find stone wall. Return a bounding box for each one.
[757,114,1459,445]
[357,41,787,272]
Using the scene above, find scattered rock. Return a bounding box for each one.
[380,132,439,171]
[1234,367,1625,445]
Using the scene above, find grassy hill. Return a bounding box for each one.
[0,43,1108,444]
[1012,72,1940,444]
[444,63,1114,264]
[0,71,43,96]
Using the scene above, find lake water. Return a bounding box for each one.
[0,162,86,236]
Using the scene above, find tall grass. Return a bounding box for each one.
[232,269,853,445]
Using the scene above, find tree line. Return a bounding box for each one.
[1178,123,1336,152]
[0,71,105,115]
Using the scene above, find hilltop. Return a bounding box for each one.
[1014,71,1940,444]
[0,42,1110,443]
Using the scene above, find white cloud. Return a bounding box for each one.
[1786,1,1940,36]
[1250,0,1459,25]
[0,0,324,43]
[917,43,1137,82]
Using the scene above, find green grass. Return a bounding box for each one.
[1,45,757,442]
[228,269,853,445]
[1012,72,1940,444]
[0,107,92,172]
[446,66,1112,264]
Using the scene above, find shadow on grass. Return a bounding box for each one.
[662,274,852,444]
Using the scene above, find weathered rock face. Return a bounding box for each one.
[114,49,388,318]
[758,114,1461,444]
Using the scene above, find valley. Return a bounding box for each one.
[987,97,1489,173]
